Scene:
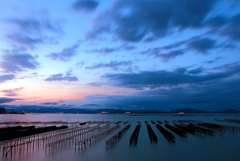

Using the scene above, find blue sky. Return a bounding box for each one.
[0,0,240,111]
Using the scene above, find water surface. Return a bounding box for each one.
[0,114,239,161]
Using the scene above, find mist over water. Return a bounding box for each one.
[0,114,240,161]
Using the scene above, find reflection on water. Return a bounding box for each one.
[0,114,240,161]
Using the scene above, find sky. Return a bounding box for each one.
[0,0,240,111]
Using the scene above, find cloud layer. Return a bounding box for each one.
[0,75,15,83]
[47,44,79,61]
[1,87,23,96]
[73,0,99,12]
[0,50,39,73]
[45,71,78,82]
[88,0,218,41]
[103,64,240,89]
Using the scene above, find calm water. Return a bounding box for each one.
[0,114,240,161]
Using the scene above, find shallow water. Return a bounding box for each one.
[0,114,240,161]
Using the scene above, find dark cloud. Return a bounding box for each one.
[155,35,203,51]
[45,70,78,82]
[153,50,184,62]
[40,101,64,106]
[140,48,182,61]
[188,67,204,74]
[187,37,217,53]
[73,0,99,12]
[203,57,222,64]
[83,77,240,111]
[159,40,189,50]
[86,61,132,70]
[0,50,39,73]
[1,87,23,96]
[0,97,21,104]
[188,94,208,97]
[0,75,15,83]
[80,104,99,107]
[205,15,228,28]
[41,102,58,105]
[205,13,240,41]
[220,13,240,41]
[103,64,240,89]
[140,35,219,61]
[85,44,136,54]
[87,0,218,42]
[47,44,79,61]
[174,68,187,74]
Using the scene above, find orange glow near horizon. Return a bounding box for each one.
[2,82,137,105]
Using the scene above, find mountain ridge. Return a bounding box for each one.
[1,106,239,114]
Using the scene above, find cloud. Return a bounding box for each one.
[0,50,39,73]
[40,101,64,106]
[4,18,62,34]
[122,44,136,51]
[6,34,43,48]
[85,44,136,54]
[73,0,99,12]
[85,47,120,54]
[203,57,222,64]
[153,50,184,62]
[205,15,228,28]
[45,70,78,82]
[88,82,105,86]
[152,35,203,51]
[205,13,240,41]
[220,13,240,41]
[86,60,133,70]
[3,18,62,49]
[76,61,85,68]
[187,67,204,74]
[0,75,15,83]
[47,44,79,61]
[80,104,99,107]
[6,34,57,49]
[0,97,22,104]
[82,76,240,111]
[1,87,23,96]
[87,0,218,42]
[41,102,58,105]
[140,35,218,61]
[187,37,217,53]
[103,64,240,89]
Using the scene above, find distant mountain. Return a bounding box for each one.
[93,108,116,113]
[109,109,136,114]
[169,108,207,113]
[21,108,95,113]
[2,105,239,114]
[139,110,167,114]
[217,109,240,113]
[0,108,6,113]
